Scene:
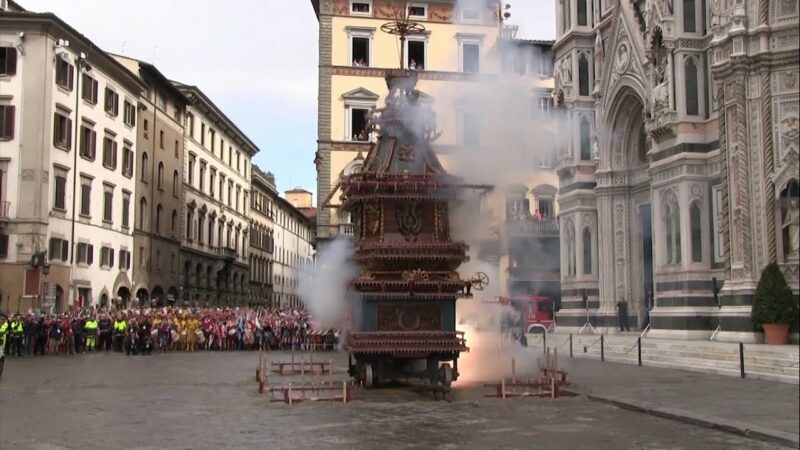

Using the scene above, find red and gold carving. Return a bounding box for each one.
[377,305,442,331]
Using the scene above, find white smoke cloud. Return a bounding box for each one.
[297,238,359,330]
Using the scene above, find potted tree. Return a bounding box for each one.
[751,263,798,345]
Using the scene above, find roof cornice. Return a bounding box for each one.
[0,12,146,94]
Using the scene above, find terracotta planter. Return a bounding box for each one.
[762,323,790,345]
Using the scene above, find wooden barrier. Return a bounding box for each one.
[257,351,352,405]
[484,350,569,399]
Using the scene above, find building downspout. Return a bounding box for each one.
[69,56,81,267]
[148,98,158,305]
[67,53,91,312]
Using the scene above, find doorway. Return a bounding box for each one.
[639,203,654,326]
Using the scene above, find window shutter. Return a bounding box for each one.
[66,118,73,150]
[6,47,17,76]
[2,105,14,139]
[68,65,75,91]
[62,240,69,261]
[92,130,97,157]
[92,80,98,103]
[126,251,131,270]
[110,249,115,268]
[52,114,59,146]
[0,234,8,258]
[88,244,94,265]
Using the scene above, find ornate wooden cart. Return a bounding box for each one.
[340,70,491,389]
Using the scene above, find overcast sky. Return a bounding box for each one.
[21,0,554,204]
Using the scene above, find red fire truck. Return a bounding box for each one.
[488,296,556,334]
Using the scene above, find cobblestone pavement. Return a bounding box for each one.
[0,351,792,450]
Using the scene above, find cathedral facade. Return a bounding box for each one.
[553,0,799,341]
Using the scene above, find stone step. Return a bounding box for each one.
[559,350,799,383]
[642,341,799,357]
[556,335,800,359]
[570,347,800,377]
[570,342,799,368]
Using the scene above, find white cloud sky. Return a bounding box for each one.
[19,0,554,203]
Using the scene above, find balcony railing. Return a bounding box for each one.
[507,218,559,236]
[216,247,237,260]
[339,223,354,236]
[0,201,9,220]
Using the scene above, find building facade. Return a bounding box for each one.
[272,189,315,309]
[174,83,258,307]
[311,0,503,242]
[113,56,186,307]
[0,8,145,312]
[475,35,562,300]
[249,165,275,307]
[553,0,799,340]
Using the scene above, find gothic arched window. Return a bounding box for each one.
[141,153,149,182]
[578,54,590,96]
[685,57,699,116]
[690,201,702,262]
[139,197,147,230]
[582,227,592,275]
[186,210,194,241]
[579,116,592,160]
[156,204,163,234]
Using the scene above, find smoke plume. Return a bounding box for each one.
[297,237,359,330]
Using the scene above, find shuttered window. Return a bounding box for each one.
[0,105,15,140]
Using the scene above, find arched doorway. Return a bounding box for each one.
[117,287,131,308]
[100,293,109,309]
[135,288,149,307]
[604,87,652,324]
[152,285,165,307]
[167,287,178,306]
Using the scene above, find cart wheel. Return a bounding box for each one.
[439,363,453,388]
[363,363,374,389]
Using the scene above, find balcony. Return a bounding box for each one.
[0,201,9,221]
[507,218,559,236]
[216,247,236,261]
[339,223,354,236]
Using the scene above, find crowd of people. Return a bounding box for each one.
[0,307,339,357]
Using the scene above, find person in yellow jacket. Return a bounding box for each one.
[9,315,24,356]
[113,315,127,352]
[0,315,8,354]
[84,316,99,351]
[185,314,199,352]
